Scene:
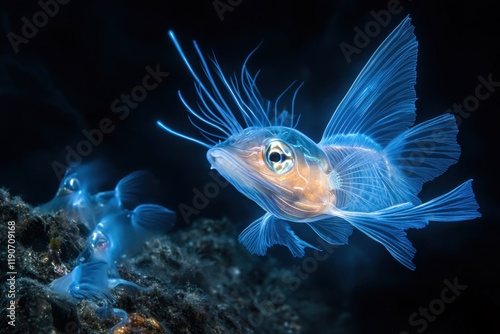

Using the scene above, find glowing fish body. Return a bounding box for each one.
[47,167,175,331]
[36,168,97,230]
[90,170,161,220]
[36,166,159,231]
[81,203,176,267]
[50,202,173,332]
[50,255,147,332]
[158,15,481,269]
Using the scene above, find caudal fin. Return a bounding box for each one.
[340,180,480,270]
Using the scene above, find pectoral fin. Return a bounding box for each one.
[108,278,150,292]
[306,217,353,245]
[238,213,319,257]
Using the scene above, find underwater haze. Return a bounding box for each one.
[1,0,499,333]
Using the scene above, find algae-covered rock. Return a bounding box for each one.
[0,188,336,333]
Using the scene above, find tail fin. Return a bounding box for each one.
[339,180,480,270]
[115,170,160,210]
[384,113,461,195]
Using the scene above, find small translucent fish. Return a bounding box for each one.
[46,166,175,332]
[35,167,97,230]
[50,241,146,332]
[91,169,161,221]
[49,259,147,332]
[82,203,176,267]
[36,165,160,231]
[50,202,174,332]
[158,15,481,270]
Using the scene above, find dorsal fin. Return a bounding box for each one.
[320,15,417,147]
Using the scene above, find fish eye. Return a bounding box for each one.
[63,177,81,191]
[90,229,109,252]
[264,140,294,174]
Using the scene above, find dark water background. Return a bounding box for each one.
[1,0,498,333]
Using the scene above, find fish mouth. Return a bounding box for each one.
[206,146,261,187]
[206,147,224,169]
[207,146,251,170]
[206,146,276,210]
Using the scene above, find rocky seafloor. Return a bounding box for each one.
[0,188,349,334]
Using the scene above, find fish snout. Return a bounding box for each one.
[207,147,224,169]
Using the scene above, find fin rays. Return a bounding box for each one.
[238,213,319,257]
[321,15,417,146]
[338,180,481,270]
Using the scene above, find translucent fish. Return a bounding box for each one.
[91,170,161,221]
[49,259,147,332]
[50,260,115,303]
[36,166,160,231]
[35,167,97,230]
[86,203,176,267]
[49,203,171,332]
[158,15,481,270]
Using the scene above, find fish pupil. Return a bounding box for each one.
[269,151,282,163]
